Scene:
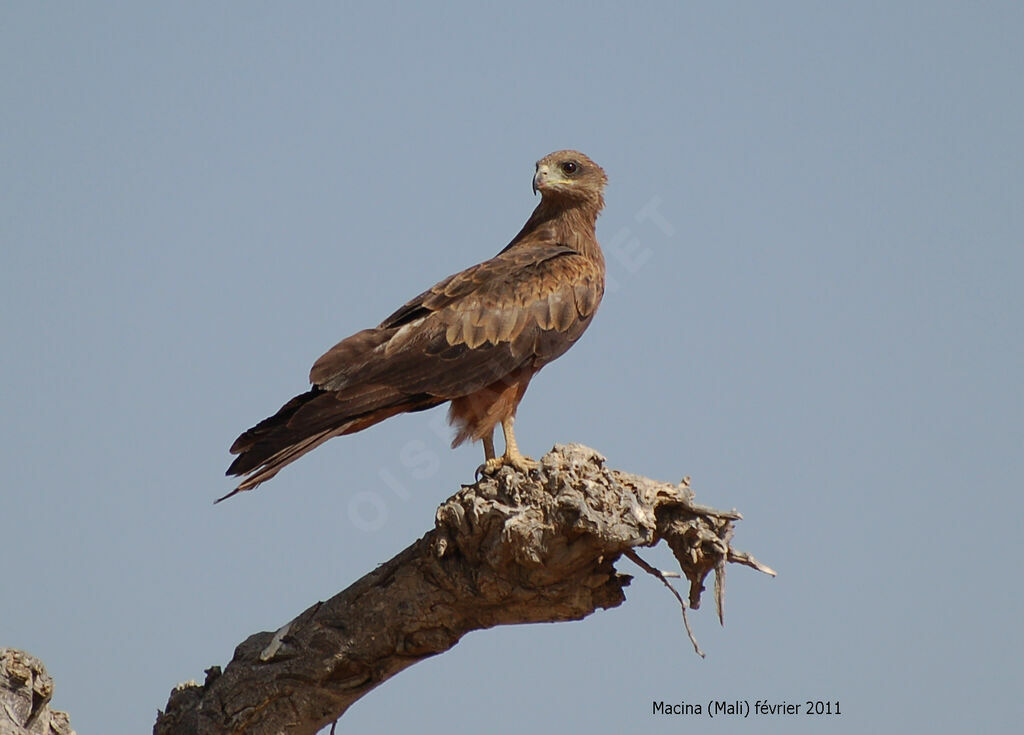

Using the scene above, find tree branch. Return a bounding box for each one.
[154,444,773,735]
[0,649,76,735]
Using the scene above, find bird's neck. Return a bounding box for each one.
[505,196,604,260]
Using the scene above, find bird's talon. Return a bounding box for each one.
[478,457,506,476]
[515,458,540,474]
[477,454,538,477]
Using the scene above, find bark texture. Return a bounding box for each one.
[0,649,75,735]
[155,444,772,735]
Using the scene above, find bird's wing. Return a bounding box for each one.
[308,243,604,398]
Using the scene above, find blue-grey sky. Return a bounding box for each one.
[3,2,1022,733]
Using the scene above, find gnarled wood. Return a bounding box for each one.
[0,649,76,735]
[155,444,773,735]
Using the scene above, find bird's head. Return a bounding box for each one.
[532,150,607,209]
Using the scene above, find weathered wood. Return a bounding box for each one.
[0,649,76,735]
[154,444,773,735]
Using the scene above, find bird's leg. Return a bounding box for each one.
[500,415,536,469]
[479,415,539,474]
[482,431,496,461]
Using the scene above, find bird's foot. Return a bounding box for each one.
[476,452,539,477]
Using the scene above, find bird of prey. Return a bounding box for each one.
[220,150,607,502]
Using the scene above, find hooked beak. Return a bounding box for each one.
[532,164,550,195]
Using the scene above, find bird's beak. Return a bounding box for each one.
[533,165,549,195]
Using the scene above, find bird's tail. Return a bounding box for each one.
[220,387,441,502]
[218,429,343,502]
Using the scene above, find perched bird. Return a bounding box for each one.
[220,150,607,502]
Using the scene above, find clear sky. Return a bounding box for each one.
[3,2,1022,733]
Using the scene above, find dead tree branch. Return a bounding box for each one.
[154,444,773,735]
[0,649,76,735]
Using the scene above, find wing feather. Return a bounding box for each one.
[493,307,520,342]
[573,281,598,316]
[530,291,553,330]
[461,310,489,349]
[549,289,576,332]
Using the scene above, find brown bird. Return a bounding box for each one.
[220,150,607,502]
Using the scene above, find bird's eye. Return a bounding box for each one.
[561,161,579,175]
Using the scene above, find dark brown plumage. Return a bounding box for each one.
[220,150,607,502]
